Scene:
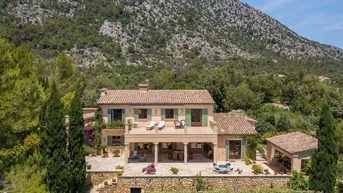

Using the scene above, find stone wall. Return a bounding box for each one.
[86,171,119,186]
[91,174,289,193]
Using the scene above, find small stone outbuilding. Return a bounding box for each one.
[266,132,318,173]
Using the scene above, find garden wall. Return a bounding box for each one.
[87,172,290,193]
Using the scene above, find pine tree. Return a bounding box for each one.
[41,81,70,193]
[68,88,86,192]
[309,103,339,193]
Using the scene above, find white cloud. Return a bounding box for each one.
[258,0,294,12]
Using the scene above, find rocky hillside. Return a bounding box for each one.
[2,0,343,67]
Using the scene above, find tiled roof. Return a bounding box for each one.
[97,90,215,105]
[214,113,258,135]
[266,132,318,154]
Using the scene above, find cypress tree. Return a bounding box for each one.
[309,103,338,193]
[41,81,70,193]
[68,88,86,192]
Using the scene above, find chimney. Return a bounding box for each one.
[139,84,148,92]
[100,88,107,96]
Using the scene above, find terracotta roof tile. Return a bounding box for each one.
[266,132,318,154]
[97,90,215,105]
[214,113,258,135]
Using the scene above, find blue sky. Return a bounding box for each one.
[241,0,343,49]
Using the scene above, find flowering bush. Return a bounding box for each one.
[142,163,156,174]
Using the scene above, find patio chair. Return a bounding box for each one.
[157,121,165,130]
[180,120,186,128]
[139,154,147,162]
[146,121,156,130]
[174,120,181,129]
[131,151,138,159]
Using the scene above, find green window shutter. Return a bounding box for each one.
[161,109,165,120]
[226,139,230,161]
[107,136,112,146]
[241,139,245,160]
[202,108,208,127]
[174,109,178,120]
[147,109,152,121]
[134,109,138,121]
[185,108,191,125]
[122,109,126,123]
[107,108,111,125]
[120,135,125,146]
[134,143,138,151]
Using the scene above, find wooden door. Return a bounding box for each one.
[229,140,242,159]
[191,109,202,127]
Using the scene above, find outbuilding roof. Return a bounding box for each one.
[214,113,258,136]
[266,132,318,154]
[97,90,215,105]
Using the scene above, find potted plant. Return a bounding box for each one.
[112,149,121,157]
[87,164,92,170]
[142,163,156,174]
[170,167,179,175]
[101,145,109,158]
[115,165,124,170]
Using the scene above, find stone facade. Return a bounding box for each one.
[88,172,290,193]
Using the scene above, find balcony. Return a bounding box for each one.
[124,120,218,144]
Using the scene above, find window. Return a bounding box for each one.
[110,109,122,122]
[111,136,121,146]
[139,109,147,119]
[165,109,174,119]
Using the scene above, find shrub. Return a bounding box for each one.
[142,163,156,174]
[117,171,123,176]
[244,157,252,165]
[257,144,266,159]
[170,167,179,174]
[252,165,263,175]
[109,120,125,128]
[115,165,124,170]
[104,180,108,185]
[101,145,108,153]
[195,172,207,191]
[337,181,343,193]
[112,148,120,156]
[83,145,95,156]
[288,171,308,190]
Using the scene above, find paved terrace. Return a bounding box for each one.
[86,156,284,177]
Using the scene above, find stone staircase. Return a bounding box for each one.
[89,177,118,193]
[256,150,266,161]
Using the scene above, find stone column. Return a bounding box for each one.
[154,142,159,164]
[213,143,217,163]
[184,142,188,164]
[124,143,129,164]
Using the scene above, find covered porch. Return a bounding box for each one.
[126,142,214,164]
[266,132,318,174]
[124,133,217,164]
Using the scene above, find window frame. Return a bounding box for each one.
[138,109,148,119]
[111,136,121,146]
[165,109,174,119]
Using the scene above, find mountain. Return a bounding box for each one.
[1,0,343,67]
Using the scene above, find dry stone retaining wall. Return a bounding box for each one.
[87,172,290,193]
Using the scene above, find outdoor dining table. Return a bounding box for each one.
[173,151,184,160]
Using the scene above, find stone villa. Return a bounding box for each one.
[97,84,258,164]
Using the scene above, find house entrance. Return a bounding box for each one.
[191,109,202,126]
[229,140,241,159]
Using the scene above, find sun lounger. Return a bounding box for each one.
[146,121,156,130]
[180,120,186,128]
[157,121,165,130]
[174,120,181,128]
